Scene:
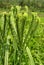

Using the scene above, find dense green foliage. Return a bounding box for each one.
[0,6,44,65]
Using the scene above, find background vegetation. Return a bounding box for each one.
[0,0,44,11]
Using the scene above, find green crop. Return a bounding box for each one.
[0,6,44,65]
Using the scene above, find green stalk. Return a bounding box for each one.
[4,37,9,65]
[4,49,9,65]
[26,47,35,65]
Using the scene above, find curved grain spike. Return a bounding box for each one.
[23,14,34,44]
[26,15,39,46]
[26,21,39,46]
[21,16,26,43]
[8,14,17,65]
[4,13,9,65]
[2,13,7,39]
[8,14,18,45]
[15,16,20,44]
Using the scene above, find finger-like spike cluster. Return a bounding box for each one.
[0,6,42,65]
